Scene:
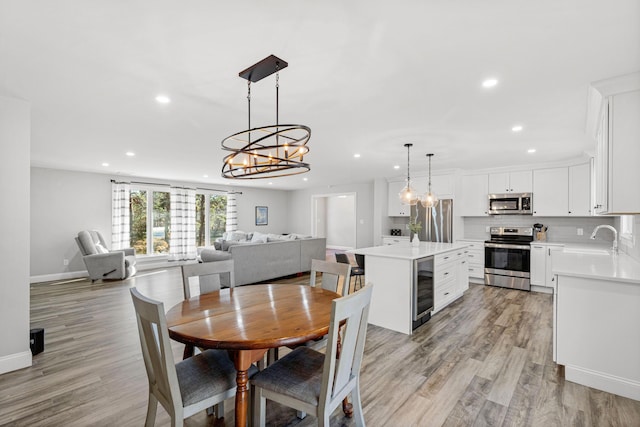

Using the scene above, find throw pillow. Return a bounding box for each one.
[251,231,268,243]
[227,231,248,242]
[95,242,109,254]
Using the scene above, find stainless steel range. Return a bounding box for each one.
[484,226,534,291]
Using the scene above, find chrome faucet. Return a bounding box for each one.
[590,224,618,255]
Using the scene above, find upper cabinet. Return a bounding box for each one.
[533,163,591,216]
[588,73,640,215]
[568,163,591,216]
[488,170,532,194]
[413,174,455,198]
[459,174,489,216]
[533,168,568,216]
[388,180,410,216]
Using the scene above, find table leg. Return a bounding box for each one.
[229,349,267,427]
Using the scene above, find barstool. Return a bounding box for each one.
[335,253,364,292]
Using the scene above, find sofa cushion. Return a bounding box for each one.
[95,242,109,254]
[200,249,233,263]
[222,240,256,251]
[226,231,249,242]
[251,231,268,243]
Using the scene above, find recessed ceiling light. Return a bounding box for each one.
[303,177,308,181]
[126,151,135,157]
[155,95,171,104]
[512,125,523,132]
[354,153,361,158]
[482,78,498,88]
[393,165,400,169]
[527,148,536,153]
[268,182,273,185]
[203,174,208,178]
[101,162,109,167]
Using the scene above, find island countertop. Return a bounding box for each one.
[353,241,469,260]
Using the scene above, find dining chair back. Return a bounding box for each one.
[252,283,373,427]
[310,259,352,296]
[181,259,235,299]
[130,287,243,426]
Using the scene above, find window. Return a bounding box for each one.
[130,187,171,255]
[195,193,227,247]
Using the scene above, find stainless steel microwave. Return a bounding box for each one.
[488,193,533,215]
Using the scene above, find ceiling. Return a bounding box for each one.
[1,1,639,190]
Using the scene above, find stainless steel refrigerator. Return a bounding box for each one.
[410,199,453,243]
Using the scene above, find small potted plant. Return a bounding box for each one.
[408,217,422,247]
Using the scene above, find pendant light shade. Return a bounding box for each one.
[399,143,419,205]
[421,153,439,208]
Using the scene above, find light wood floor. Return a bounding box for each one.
[1,266,639,426]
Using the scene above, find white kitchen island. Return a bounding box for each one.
[353,241,468,335]
[552,251,640,401]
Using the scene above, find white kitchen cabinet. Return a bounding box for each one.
[458,255,469,292]
[488,170,532,194]
[533,163,591,217]
[457,239,484,282]
[530,243,563,290]
[413,173,455,200]
[459,174,489,216]
[381,236,409,245]
[568,162,591,216]
[533,167,568,216]
[601,90,640,214]
[388,180,411,216]
[433,250,465,313]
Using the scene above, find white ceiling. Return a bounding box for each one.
[1,1,639,190]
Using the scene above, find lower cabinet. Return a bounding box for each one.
[457,239,484,282]
[381,236,410,246]
[433,249,467,313]
[530,243,564,291]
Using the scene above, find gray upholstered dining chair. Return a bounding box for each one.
[252,284,373,427]
[181,259,235,299]
[309,259,352,297]
[267,259,353,367]
[130,287,255,426]
[75,230,136,281]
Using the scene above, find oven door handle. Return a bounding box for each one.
[485,243,531,250]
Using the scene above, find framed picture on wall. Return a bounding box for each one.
[255,206,268,226]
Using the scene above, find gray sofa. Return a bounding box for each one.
[199,237,326,286]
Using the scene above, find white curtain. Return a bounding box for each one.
[226,192,238,232]
[111,182,130,250]
[169,187,196,260]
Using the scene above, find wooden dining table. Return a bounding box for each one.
[165,283,341,427]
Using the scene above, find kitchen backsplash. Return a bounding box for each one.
[463,216,616,244]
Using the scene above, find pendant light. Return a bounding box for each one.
[421,153,439,208]
[221,55,311,179]
[398,143,419,205]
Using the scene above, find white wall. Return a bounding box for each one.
[326,195,356,249]
[30,167,291,281]
[0,96,31,374]
[288,181,374,249]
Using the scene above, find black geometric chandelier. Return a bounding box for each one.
[221,55,311,179]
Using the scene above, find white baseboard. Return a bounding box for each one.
[0,351,32,375]
[565,365,640,401]
[531,285,554,294]
[30,270,88,284]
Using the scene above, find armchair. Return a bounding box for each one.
[75,230,136,281]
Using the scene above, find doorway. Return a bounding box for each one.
[311,193,357,250]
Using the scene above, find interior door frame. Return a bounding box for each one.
[311,192,357,250]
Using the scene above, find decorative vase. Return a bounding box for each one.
[412,234,420,247]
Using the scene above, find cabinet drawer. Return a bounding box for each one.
[382,237,409,245]
[435,262,457,283]
[467,266,484,279]
[435,277,458,307]
[435,251,463,265]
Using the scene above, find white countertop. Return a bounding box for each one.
[552,251,640,284]
[353,242,468,260]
